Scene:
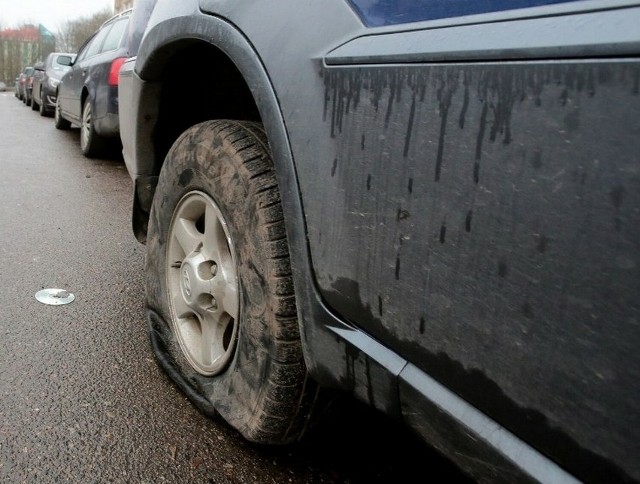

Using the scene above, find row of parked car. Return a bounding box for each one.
[13,2,640,483]
[15,55,74,114]
[14,8,131,158]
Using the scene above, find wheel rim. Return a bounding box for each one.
[81,102,91,151]
[166,190,239,376]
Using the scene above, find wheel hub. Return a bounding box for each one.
[182,267,192,298]
[179,248,218,314]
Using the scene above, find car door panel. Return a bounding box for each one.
[62,24,113,121]
[313,3,640,481]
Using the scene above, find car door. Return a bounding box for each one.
[60,24,113,120]
[308,1,640,481]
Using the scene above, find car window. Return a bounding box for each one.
[101,18,129,52]
[348,0,583,26]
[75,37,94,63]
[84,23,113,59]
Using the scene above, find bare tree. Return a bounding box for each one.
[55,7,113,53]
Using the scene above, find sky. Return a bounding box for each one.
[0,0,114,33]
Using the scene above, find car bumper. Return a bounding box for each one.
[41,85,57,110]
[94,112,120,138]
[119,57,160,242]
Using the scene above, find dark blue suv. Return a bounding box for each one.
[55,9,131,158]
[119,1,640,482]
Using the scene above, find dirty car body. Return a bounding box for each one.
[119,1,640,482]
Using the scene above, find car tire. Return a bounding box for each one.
[54,97,71,130]
[31,96,38,111]
[25,94,31,107]
[39,92,48,117]
[146,119,320,445]
[80,100,108,158]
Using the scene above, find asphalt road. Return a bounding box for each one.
[0,92,473,483]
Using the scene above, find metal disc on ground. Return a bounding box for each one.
[35,288,75,305]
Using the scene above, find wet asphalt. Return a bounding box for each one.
[0,92,473,483]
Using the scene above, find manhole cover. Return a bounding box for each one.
[35,288,75,305]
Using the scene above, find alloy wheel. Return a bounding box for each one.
[80,102,92,152]
[166,190,239,376]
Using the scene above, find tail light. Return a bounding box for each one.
[108,57,127,86]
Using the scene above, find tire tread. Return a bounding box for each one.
[150,119,321,445]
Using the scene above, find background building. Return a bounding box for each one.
[0,3,130,85]
[0,25,55,85]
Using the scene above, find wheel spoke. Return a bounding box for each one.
[172,286,192,319]
[174,217,202,255]
[221,284,238,320]
[203,203,229,261]
[203,204,238,319]
[200,316,223,367]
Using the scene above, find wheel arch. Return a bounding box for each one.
[132,15,300,240]
[81,87,90,110]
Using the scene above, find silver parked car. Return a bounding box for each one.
[119,1,640,482]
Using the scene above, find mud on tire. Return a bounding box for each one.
[145,120,319,444]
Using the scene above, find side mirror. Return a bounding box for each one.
[57,55,73,67]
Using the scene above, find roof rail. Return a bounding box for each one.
[100,8,133,28]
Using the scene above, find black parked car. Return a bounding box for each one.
[31,52,75,116]
[119,1,640,483]
[55,9,131,157]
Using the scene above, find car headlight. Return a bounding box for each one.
[48,78,60,89]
